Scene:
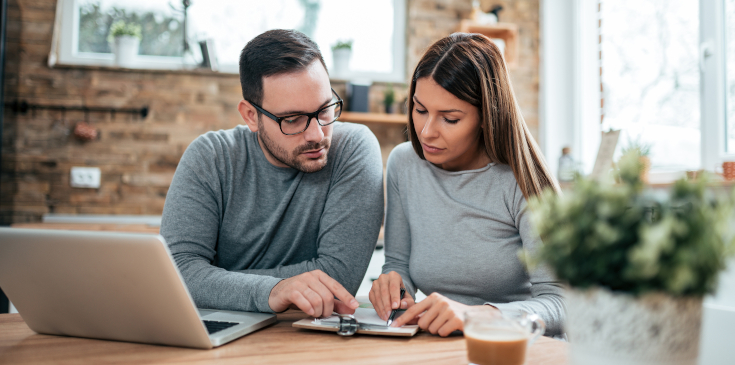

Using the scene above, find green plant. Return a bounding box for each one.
[331,39,353,51]
[621,136,652,157]
[108,20,142,41]
[384,84,395,107]
[529,150,735,297]
[81,3,183,56]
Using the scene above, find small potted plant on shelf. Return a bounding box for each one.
[109,20,142,68]
[383,84,395,114]
[620,137,652,183]
[331,39,352,78]
[529,150,735,365]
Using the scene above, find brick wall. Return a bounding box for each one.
[0,0,540,224]
[406,0,540,137]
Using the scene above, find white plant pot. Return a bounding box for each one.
[113,36,140,68]
[566,287,702,365]
[332,48,351,77]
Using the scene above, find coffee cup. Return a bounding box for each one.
[464,309,545,365]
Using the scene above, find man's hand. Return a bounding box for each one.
[268,270,359,317]
[369,271,416,320]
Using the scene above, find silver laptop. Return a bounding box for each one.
[0,228,276,349]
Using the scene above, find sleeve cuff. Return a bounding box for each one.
[255,276,284,313]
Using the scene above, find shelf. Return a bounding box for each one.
[339,112,407,125]
[458,20,519,68]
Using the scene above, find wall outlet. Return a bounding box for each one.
[70,167,101,188]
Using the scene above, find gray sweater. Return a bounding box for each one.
[382,143,565,336]
[161,122,384,313]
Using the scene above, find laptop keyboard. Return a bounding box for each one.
[203,320,240,334]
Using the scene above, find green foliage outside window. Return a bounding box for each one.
[78,3,184,57]
[529,150,735,297]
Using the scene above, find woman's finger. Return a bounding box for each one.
[370,277,386,320]
[391,295,433,327]
[437,316,464,337]
[388,276,402,310]
[401,294,416,309]
[427,305,454,335]
[417,296,447,332]
[378,276,393,320]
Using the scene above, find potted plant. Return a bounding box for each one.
[621,137,652,183]
[383,84,395,114]
[331,39,352,78]
[108,20,142,68]
[529,150,735,365]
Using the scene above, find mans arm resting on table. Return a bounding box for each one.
[236,126,385,295]
[160,135,358,317]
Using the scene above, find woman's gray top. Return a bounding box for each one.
[382,143,565,336]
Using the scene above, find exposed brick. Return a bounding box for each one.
[1,0,540,224]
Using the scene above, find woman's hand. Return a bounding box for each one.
[390,293,500,337]
[369,271,416,320]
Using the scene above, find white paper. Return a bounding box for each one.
[317,307,397,326]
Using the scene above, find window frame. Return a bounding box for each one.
[701,0,735,171]
[540,0,601,176]
[50,0,407,82]
[53,0,187,70]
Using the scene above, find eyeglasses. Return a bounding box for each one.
[248,88,344,135]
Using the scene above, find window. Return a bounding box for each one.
[726,0,735,153]
[542,0,734,179]
[600,0,700,172]
[701,0,735,171]
[51,0,406,82]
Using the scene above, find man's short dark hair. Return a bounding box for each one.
[239,29,327,106]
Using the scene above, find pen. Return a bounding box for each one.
[386,287,406,326]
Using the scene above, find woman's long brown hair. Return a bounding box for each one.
[407,33,560,198]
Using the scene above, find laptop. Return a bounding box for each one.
[0,228,276,349]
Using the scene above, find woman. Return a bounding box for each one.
[369,33,564,337]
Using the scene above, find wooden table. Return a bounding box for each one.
[0,311,567,364]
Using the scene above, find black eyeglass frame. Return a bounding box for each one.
[248,88,344,136]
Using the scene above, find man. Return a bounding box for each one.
[160,29,384,317]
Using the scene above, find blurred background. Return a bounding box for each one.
[1,1,734,361]
[4,0,735,225]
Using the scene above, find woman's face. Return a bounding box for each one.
[412,77,489,171]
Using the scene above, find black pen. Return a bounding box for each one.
[386,287,406,326]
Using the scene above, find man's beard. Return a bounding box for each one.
[257,117,331,173]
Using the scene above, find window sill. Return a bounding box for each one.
[559,172,735,191]
[51,62,238,77]
[50,64,408,85]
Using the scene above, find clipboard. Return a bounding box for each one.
[293,308,419,337]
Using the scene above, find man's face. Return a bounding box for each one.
[256,60,334,173]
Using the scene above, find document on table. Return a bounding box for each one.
[292,308,419,336]
[322,307,398,325]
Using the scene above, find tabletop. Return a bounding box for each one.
[0,310,567,365]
